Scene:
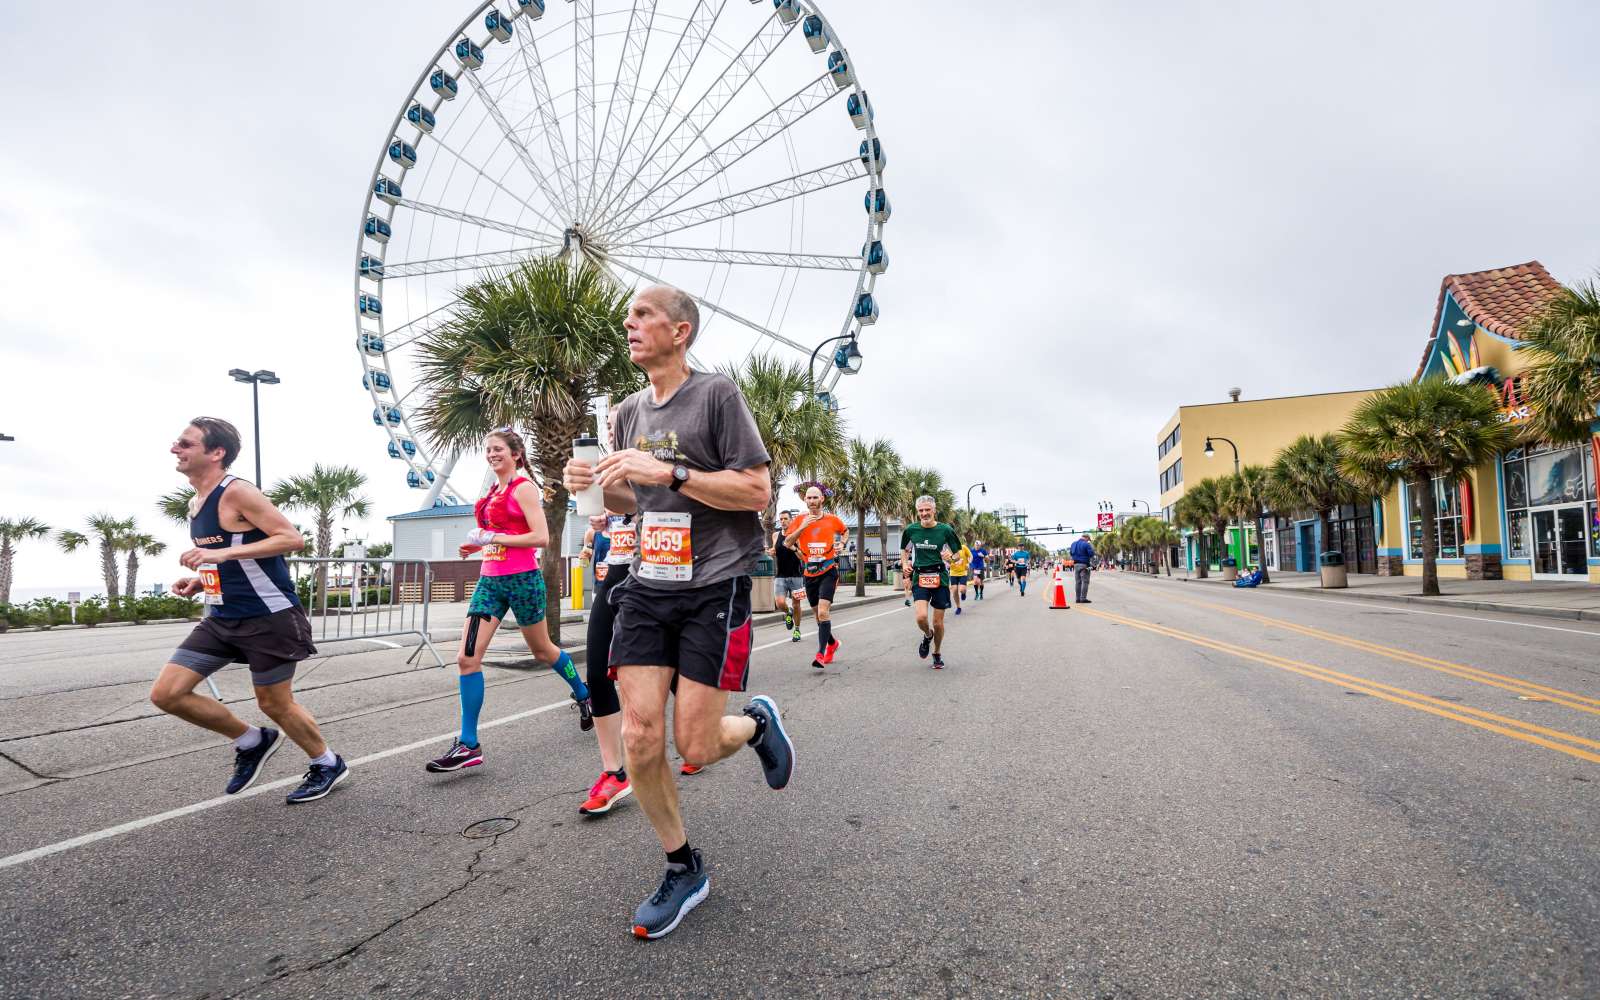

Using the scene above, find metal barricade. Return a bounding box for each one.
[201,556,444,700]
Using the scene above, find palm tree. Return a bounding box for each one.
[0,517,51,605]
[1222,465,1275,583]
[157,488,196,526]
[1518,274,1600,446]
[901,467,955,522]
[411,256,641,644]
[722,354,846,533]
[1174,479,1224,578]
[831,437,904,597]
[1267,435,1364,578]
[117,530,167,601]
[58,514,133,607]
[267,465,369,608]
[1340,378,1514,597]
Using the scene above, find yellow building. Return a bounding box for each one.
[1156,388,1380,573]
[1375,261,1600,584]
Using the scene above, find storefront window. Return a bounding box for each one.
[1407,478,1460,560]
[1503,444,1597,563]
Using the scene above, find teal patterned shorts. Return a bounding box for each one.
[470,570,547,626]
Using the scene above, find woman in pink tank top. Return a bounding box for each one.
[422,429,593,775]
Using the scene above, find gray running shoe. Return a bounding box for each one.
[632,851,710,939]
[743,695,794,790]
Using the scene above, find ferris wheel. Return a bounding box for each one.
[355,0,889,506]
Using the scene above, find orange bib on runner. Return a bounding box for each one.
[639,512,693,582]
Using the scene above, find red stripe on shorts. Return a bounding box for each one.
[719,582,752,691]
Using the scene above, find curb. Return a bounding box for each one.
[1169,575,1600,623]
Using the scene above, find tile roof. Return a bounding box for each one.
[387,504,474,521]
[1416,261,1563,379]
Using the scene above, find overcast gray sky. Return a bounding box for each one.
[3,1,1597,595]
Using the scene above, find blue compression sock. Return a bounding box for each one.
[552,651,589,700]
[459,671,485,747]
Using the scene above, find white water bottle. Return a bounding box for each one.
[572,436,605,517]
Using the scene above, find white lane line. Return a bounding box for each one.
[0,603,908,873]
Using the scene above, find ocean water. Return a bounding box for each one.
[7,585,114,604]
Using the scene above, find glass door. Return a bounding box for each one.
[1532,510,1558,576]
[1557,507,1588,576]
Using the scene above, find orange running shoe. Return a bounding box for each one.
[679,763,704,776]
[578,771,632,815]
[819,639,840,664]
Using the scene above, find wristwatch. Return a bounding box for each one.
[668,463,690,492]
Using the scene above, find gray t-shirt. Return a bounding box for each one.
[611,370,771,591]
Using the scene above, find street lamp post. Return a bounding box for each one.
[1131,499,1152,516]
[229,369,281,486]
[966,482,986,511]
[1203,435,1243,567]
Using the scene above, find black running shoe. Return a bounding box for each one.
[286,755,350,804]
[632,850,710,939]
[225,727,282,795]
[575,694,595,732]
[784,613,794,631]
[425,739,482,772]
[932,654,945,670]
[917,632,932,659]
[743,695,794,790]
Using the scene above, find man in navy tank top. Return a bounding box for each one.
[149,418,349,804]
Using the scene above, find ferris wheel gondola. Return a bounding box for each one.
[355,1,888,506]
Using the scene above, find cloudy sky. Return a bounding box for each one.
[3,0,1597,597]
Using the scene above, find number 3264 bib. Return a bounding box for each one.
[639,512,694,582]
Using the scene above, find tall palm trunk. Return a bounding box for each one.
[1255,513,1271,584]
[1417,476,1441,597]
[854,507,868,598]
[1193,532,1208,578]
[535,421,584,646]
[124,551,140,602]
[100,543,120,609]
[315,517,334,611]
[877,520,891,586]
[0,541,13,605]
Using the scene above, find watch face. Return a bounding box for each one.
[673,465,689,482]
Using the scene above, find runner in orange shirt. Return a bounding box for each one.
[784,483,850,669]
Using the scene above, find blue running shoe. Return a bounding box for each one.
[286,755,350,804]
[632,850,709,940]
[743,695,794,790]
[225,727,282,795]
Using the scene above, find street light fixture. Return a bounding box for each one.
[808,332,864,389]
[1131,499,1152,516]
[966,482,986,511]
[1202,436,1240,475]
[229,368,281,486]
[0,433,14,443]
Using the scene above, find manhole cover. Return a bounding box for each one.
[463,817,519,839]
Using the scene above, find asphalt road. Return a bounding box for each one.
[2,573,1598,998]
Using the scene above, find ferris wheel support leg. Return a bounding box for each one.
[423,451,463,508]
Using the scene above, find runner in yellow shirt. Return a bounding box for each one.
[948,542,973,616]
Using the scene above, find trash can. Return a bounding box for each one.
[1319,551,1348,589]
[751,553,776,610]
[1220,557,1239,582]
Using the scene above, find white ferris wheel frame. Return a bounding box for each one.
[354,0,886,507]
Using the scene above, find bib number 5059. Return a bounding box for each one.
[638,512,693,582]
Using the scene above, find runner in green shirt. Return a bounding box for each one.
[900,496,961,669]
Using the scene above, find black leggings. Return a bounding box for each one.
[586,568,626,718]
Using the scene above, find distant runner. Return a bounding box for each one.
[970,540,988,601]
[785,483,848,669]
[901,496,962,670]
[1011,547,1031,597]
[770,510,806,643]
[150,417,347,804]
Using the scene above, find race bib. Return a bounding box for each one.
[199,564,224,606]
[481,544,507,562]
[595,563,610,582]
[607,523,637,565]
[638,512,693,582]
[807,542,828,559]
[918,572,941,589]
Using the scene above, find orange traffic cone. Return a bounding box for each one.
[1049,568,1070,609]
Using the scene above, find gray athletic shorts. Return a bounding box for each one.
[774,576,806,598]
[170,608,317,687]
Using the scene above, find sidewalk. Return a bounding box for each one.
[1163,568,1600,623]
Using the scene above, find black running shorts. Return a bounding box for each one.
[170,608,317,687]
[608,575,754,692]
[803,566,838,608]
[910,578,952,610]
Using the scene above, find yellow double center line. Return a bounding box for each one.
[1076,605,1600,765]
[1151,589,1600,718]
